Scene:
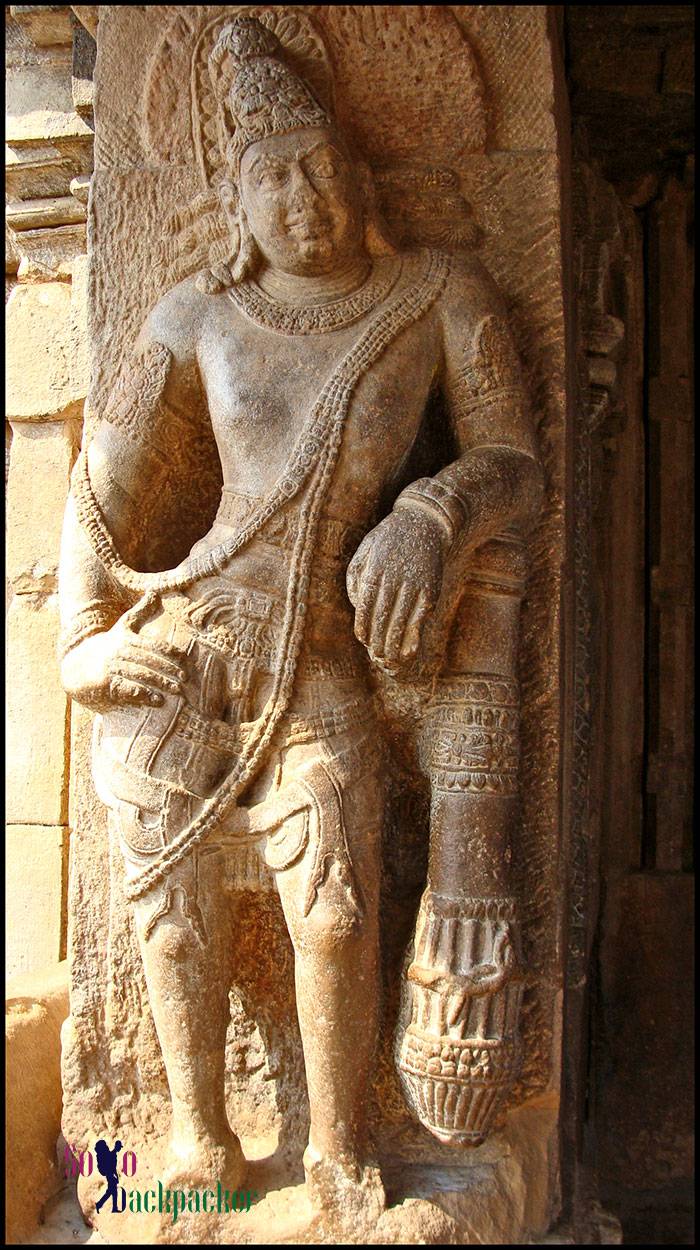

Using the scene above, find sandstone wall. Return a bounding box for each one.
[566,6,695,1241]
[5,5,95,978]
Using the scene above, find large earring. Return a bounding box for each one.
[356,160,396,258]
[364,213,396,258]
[196,256,237,295]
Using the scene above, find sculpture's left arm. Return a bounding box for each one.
[394,256,543,558]
[347,255,543,668]
[391,262,541,1125]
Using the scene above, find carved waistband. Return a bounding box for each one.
[163,590,279,667]
[215,489,367,564]
[161,587,364,679]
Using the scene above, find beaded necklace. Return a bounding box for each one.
[226,254,401,336]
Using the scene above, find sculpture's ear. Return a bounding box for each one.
[217,177,239,227]
[355,160,397,258]
[195,180,243,294]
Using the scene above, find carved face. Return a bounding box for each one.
[239,126,366,277]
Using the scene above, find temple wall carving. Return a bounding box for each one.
[12,5,672,1244]
[50,11,568,1243]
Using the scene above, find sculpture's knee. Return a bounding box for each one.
[147,921,194,964]
[296,888,373,964]
[133,883,208,958]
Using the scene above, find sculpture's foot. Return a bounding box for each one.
[303,1143,385,1231]
[163,1126,246,1192]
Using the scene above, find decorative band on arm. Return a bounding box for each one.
[393,476,469,550]
[57,604,117,663]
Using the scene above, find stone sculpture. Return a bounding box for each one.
[59,11,542,1232]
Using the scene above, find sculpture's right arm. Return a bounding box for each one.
[58,282,205,709]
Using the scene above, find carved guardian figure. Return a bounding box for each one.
[59,12,542,1229]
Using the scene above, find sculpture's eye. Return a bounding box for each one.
[257,165,288,190]
[308,158,339,180]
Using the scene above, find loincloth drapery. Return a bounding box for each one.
[93,570,384,943]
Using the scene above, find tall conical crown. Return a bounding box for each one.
[208,15,332,171]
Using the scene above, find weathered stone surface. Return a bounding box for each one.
[6,61,92,142]
[71,15,95,117]
[5,137,93,203]
[69,172,90,202]
[70,5,98,39]
[5,828,68,975]
[6,222,22,275]
[6,281,84,419]
[5,19,93,207]
[452,5,559,153]
[94,6,560,174]
[7,419,80,595]
[5,961,69,1242]
[9,5,74,48]
[6,596,71,825]
[8,220,87,279]
[59,7,567,1243]
[6,194,87,231]
[69,252,90,396]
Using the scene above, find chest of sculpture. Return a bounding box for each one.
[192,262,440,513]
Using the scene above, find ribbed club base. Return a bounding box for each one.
[395,889,523,1145]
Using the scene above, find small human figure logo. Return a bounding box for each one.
[94,1139,125,1214]
[63,1137,256,1221]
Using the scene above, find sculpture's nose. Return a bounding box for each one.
[287,161,319,212]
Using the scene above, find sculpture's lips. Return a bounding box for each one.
[285,215,332,237]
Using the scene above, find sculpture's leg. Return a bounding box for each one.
[397,537,527,1144]
[95,601,246,1187]
[271,756,385,1222]
[127,841,246,1188]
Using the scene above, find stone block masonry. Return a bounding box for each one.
[5,4,95,977]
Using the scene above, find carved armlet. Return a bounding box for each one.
[95,338,197,488]
[58,601,121,662]
[102,341,172,441]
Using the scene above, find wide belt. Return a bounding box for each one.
[215,488,368,565]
